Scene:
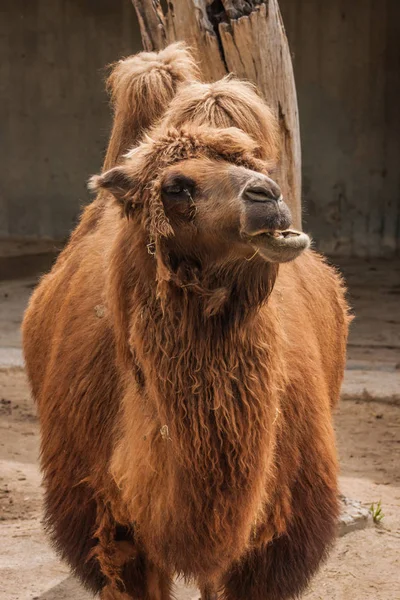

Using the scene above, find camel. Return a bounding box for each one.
[22,44,350,600]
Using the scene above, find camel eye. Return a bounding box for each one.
[162,176,195,200]
[165,185,184,195]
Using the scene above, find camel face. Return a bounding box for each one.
[91,126,310,266]
[160,159,310,264]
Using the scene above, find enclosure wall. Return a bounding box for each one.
[1,1,399,256]
[280,0,400,256]
[0,0,141,240]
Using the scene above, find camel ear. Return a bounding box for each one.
[88,167,134,202]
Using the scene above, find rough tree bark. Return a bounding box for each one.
[131,0,302,228]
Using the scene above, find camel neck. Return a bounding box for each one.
[131,267,283,477]
[109,228,283,472]
[109,242,285,576]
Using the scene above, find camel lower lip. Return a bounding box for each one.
[250,228,308,246]
[245,228,311,262]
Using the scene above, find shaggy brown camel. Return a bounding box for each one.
[22,45,349,600]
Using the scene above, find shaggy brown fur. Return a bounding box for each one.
[103,42,199,169]
[104,42,279,171]
[22,45,349,600]
[159,76,280,163]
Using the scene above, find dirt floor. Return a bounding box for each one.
[0,257,399,600]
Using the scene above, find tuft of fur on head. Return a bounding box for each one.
[103,42,200,169]
[160,76,280,165]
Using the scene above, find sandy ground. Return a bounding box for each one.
[0,256,399,600]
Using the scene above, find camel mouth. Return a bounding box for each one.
[248,229,311,263]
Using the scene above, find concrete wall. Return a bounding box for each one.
[2,0,399,256]
[280,0,400,256]
[0,0,141,241]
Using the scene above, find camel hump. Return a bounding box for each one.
[103,42,200,169]
[161,75,280,164]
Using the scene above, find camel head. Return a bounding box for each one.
[90,126,310,274]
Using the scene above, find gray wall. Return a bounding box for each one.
[280,0,400,257]
[0,0,141,241]
[1,0,399,256]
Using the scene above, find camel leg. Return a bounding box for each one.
[146,562,173,600]
[99,544,172,600]
[98,539,139,600]
[101,584,133,600]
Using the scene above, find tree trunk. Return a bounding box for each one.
[130,0,302,229]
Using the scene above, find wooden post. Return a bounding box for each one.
[130,0,302,228]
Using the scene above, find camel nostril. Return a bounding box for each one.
[243,184,282,203]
